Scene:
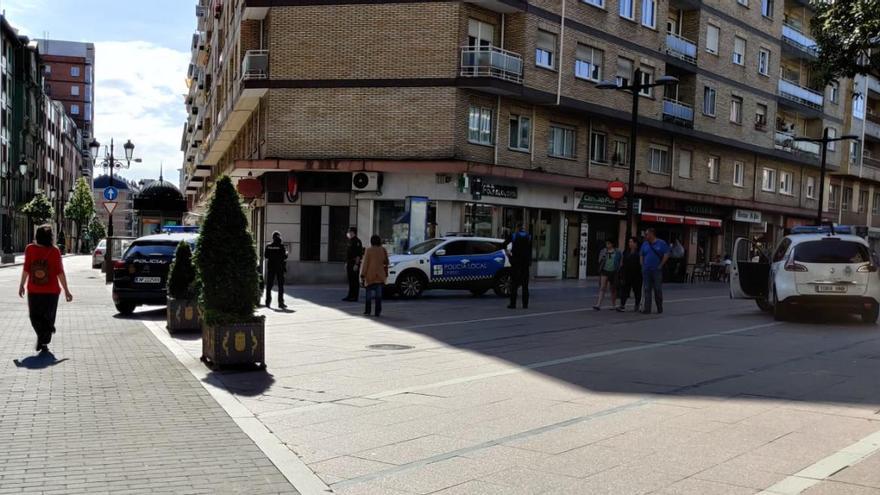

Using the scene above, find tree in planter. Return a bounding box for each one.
[65,177,96,253]
[167,241,200,332]
[20,193,55,226]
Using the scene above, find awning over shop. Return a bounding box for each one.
[685,216,722,228]
[641,212,722,228]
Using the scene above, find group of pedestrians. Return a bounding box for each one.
[593,227,669,314]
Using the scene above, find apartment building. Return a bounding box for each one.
[181,0,855,282]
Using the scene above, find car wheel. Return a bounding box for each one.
[396,271,426,299]
[115,302,136,316]
[772,289,787,322]
[756,297,772,312]
[470,288,489,297]
[862,305,879,324]
[493,270,513,297]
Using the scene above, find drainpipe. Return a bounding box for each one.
[530,105,536,167]
[670,135,676,190]
[556,0,566,106]
[495,96,501,165]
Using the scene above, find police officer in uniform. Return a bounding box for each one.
[507,224,532,309]
[264,231,288,309]
[343,227,363,302]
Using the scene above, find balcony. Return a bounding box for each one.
[781,23,819,58]
[665,33,697,65]
[869,76,880,95]
[775,131,821,157]
[661,98,694,128]
[242,49,268,80]
[460,45,523,84]
[856,155,880,181]
[466,0,526,13]
[242,0,269,20]
[778,78,824,110]
[866,112,880,140]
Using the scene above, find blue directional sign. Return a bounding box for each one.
[103,186,119,201]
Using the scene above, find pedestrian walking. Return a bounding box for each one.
[18,224,73,352]
[670,238,686,282]
[594,240,621,311]
[640,228,670,314]
[263,231,288,309]
[617,236,643,312]
[343,227,363,302]
[507,224,532,309]
[360,235,389,317]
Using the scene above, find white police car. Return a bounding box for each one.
[388,236,513,298]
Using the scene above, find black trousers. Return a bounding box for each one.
[28,293,59,346]
[619,273,642,308]
[346,263,360,300]
[265,268,285,304]
[509,264,530,308]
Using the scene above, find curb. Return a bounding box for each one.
[0,253,78,269]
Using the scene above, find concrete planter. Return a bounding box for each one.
[201,318,266,369]
[166,297,201,333]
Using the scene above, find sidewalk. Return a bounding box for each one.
[0,252,76,268]
[0,256,298,494]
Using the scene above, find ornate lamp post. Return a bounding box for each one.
[89,138,135,276]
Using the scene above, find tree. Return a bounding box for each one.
[167,241,197,300]
[811,0,880,85]
[20,193,55,225]
[87,215,106,246]
[65,177,96,253]
[194,176,259,325]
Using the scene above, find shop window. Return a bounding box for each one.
[465,203,495,238]
[300,205,322,261]
[328,206,350,262]
[535,209,560,261]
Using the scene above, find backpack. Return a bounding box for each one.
[31,258,50,286]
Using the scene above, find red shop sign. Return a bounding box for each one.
[684,216,723,228]
[236,177,263,199]
[641,212,685,224]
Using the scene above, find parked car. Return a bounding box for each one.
[111,232,198,315]
[387,236,512,298]
[730,233,880,323]
[92,239,107,268]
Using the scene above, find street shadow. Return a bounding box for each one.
[112,307,165,321]
[13,350,69,369]
[204,370,275,397]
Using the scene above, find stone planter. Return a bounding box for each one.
[167,297,201,333]
[201,317,266,369]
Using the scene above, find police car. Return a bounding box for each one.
[388,236,513,298]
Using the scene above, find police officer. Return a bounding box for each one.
[343,227,363,302]
[264,231,288,309]
[507,223,532,309]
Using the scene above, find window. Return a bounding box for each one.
[706,25,720,54]
[854,94,866,119]
[830,83,839,103]
[703,86,716,116]
[468,19,495,47]
[730,96,743,124]
[70,104,80,115]
[616,57,633,87]
[468,105,494,145]
[649,146,670,174]
[575,45,603,82]
[328,206,351,262]
[44,65,51,74]
[638,67,654,96]
[734,160,745,186]
[509,115,531,151]
[806,176,816,199]
[641,0,656,28]
[70,66,80,77]
[873,193,880,214]
[859,190,869,213]
[761,0,773,17]
[737,0,748,5]
[758,49,770,76]
[755,103,768,129]
[549,125,576,158]
[780,171,793,195]
[843,187,853,211]
[733,37,746,65]
[612,138,628,166]
[584,0,605,7]
[829,185,839,209]
[590,131,607,163]
[707,155,720,182]
[300,205,321,261]
[828,128,837,151]
[619,0,634,19]
[536,30,557,69]
[678,149,692,178]
[762,168,776,192]
[71,85,80,96]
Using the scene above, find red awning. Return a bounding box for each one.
[685,216,723,228]
[641,212,685,224]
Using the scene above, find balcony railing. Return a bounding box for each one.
[665,33,697,65]
[866,115,880,140]
[782,23,819,57]
[242,49,268,80]
[460,45,523,84]
[778,78,824,110]
[775,130,821,157]
[662,98,694,127]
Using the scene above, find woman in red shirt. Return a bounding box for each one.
[18,225,73,352]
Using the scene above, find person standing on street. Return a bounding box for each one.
[594,240,621,311]
[640,228,670,314]
[507,224,532,309]
[343,227,363,302]
[18,224,73,352]
[264,231,288,309]
[360,235,389,317]
[617,236,643,312]
[670,238,686,282]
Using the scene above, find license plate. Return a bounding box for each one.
[816,285,847,293]
[135,276,161,284]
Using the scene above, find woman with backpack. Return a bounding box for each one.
[594,239,621,310]
[18,224,73,352]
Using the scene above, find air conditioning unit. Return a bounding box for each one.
[352,172,381,192]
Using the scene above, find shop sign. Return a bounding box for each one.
[576,192,620,213]
[480,182,518,199]
[685,216,723,228]
[734,209,762,224]
[641,212,685,224]
[684,204,718,216]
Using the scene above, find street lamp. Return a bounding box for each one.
[90,137,136,280]
[18,158,28,177]
[792,128,860,226]
[596,70,678,240]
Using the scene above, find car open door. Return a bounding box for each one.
[730,237,770,299]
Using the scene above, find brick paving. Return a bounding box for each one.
[0,256,297,494]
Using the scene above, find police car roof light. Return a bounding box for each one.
[162,226,200,234]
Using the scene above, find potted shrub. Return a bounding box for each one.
[195,176,265,369]
[166,241,200,333]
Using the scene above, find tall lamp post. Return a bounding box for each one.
[596,70,678,240]
[792,128,860,226]
[89,138,135,278]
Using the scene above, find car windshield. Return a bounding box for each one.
[793,240,871,264]
[407,239,445,255]
[124,242,178,260]
[97,240,106,249]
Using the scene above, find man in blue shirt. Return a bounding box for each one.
[640,228,670,314]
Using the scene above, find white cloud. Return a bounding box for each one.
[92,40,189,184]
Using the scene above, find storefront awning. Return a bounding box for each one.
[641,212,722,228]
[685,216,723,228]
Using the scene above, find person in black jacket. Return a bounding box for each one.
[506,224,532,309]
[617,236,642,312]
[343,227,364,302]
[264,231,288,309]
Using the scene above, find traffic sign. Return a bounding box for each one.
[607,181,626,200]
[103,202,117,215]
[103,186,119,201]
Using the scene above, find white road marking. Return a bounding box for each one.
[758,429,880,494]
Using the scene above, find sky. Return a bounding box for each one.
[2,0,194,184]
